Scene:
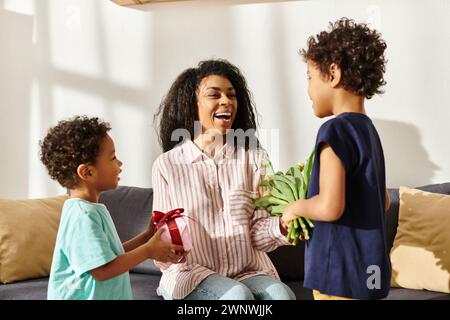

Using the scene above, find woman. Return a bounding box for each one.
[152,59,295,300]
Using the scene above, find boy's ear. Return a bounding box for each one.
[328,63,342,88]
[77,164,93,181]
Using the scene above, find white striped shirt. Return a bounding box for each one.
[151,140,291,299]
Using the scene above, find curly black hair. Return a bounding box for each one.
[39,116,111,189]
[300,17,387,99]
[154,59,259,152]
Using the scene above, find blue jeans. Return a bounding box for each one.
[158,273,296,300]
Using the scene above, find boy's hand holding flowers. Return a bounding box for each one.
[281,202,300,226]
[253,149,315,245]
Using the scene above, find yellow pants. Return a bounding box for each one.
[313,290,354,300]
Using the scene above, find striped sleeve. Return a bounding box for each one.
[151,157,173,269]
[249,149,292,251]
[250,207,292,251]
[151,157,172,212]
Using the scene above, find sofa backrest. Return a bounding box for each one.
[100,183,450,282]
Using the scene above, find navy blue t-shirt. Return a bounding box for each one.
[304,112,391,299]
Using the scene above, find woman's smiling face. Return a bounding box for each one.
[196,75,238,135]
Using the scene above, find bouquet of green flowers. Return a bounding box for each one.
[253,149,315,245]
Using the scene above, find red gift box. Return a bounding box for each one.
[151,208,192,254]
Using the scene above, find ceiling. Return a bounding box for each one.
[111,0,184,5]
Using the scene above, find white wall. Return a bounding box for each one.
[1,0,449,199]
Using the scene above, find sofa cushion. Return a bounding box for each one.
[385,183,450,253]
[0,195,68,284]
[384,287,450,300]
[99,186,160,275]
[0,274,163,300]
[390,186,450,293]
[0,274,315,300]
[0,277,49,300]
[130,273,163,300]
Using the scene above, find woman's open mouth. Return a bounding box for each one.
[213,112,232,125]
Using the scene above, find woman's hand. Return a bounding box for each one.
[279,217,290,236]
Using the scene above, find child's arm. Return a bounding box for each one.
[122,219,155,253]
[90,228,183,281]
[122,230,151,253]
[282,144,346,224]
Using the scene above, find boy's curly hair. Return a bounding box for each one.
[300,17,387,99]
[39,116,111,189]
[154,59,259,152]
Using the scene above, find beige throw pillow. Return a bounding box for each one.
[0,195,68,284]
[390,186,450,293]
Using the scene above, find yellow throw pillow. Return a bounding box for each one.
[390,186,450,293]
[0,195,68,284]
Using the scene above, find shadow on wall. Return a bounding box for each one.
[0,9,33,199]
[372,119,440,188]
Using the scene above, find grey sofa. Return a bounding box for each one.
[1,183,449,300]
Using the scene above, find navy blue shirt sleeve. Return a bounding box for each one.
[316,118,358,173]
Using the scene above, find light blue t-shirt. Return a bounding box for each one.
[47,198,132,300]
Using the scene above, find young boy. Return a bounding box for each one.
[40,116,184,300]
[282,18,391,299]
